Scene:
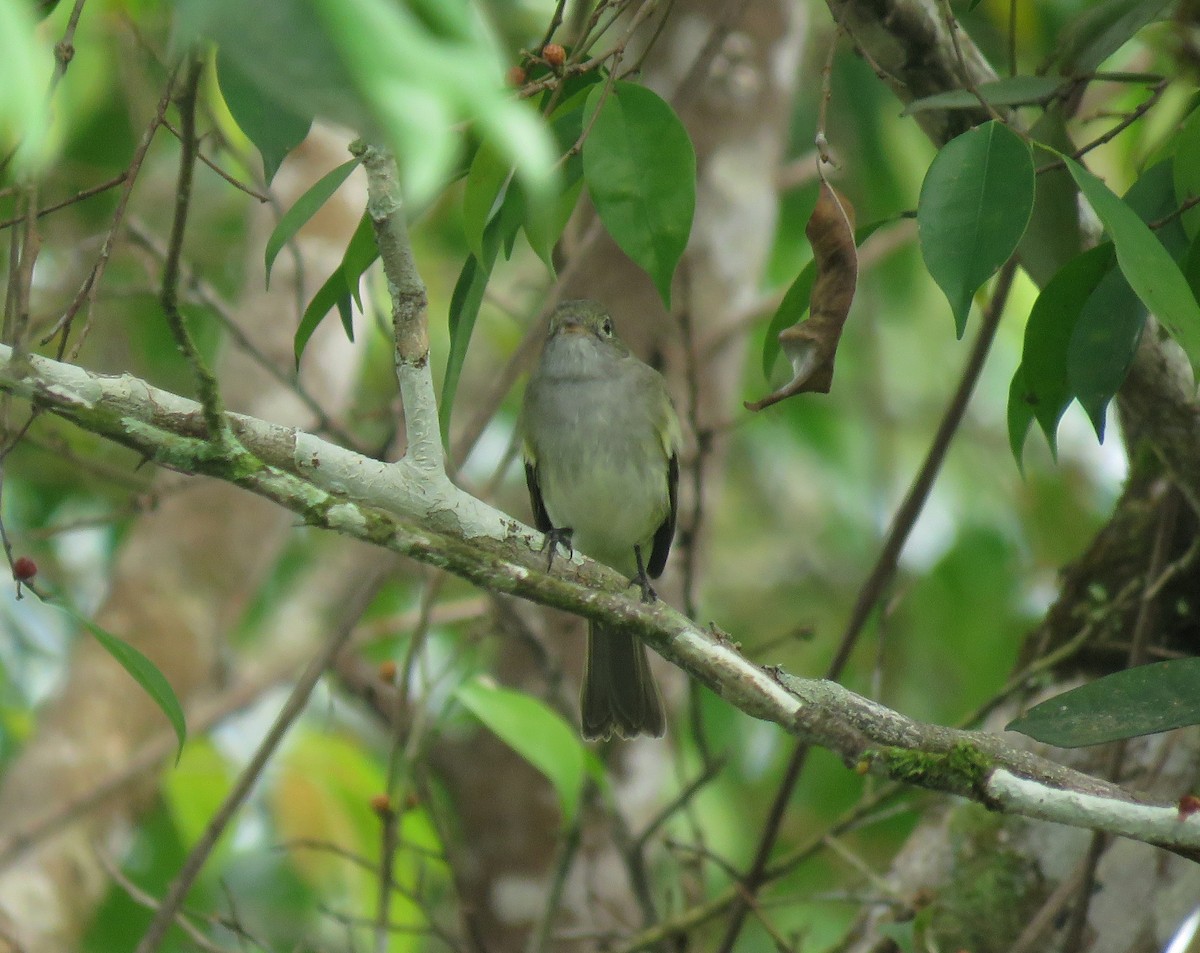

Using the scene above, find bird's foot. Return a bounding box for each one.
[631,544,658,603]
[541,526,574,571]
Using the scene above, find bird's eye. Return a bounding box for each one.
[600,317,613,336]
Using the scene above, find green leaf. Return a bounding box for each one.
[462,144,510,264]
[1011,160,1190,453]
[339,212,379,315]
[1006,362,1034,466]
[265,157,361,285]
[442,254,485,449]
[526,176,582,269]
[60,607,187,761]
[761,217,894,380]
[310,0,556,210]
[1185,232,1200,303]
[1013,244,1114,453]
[0,0,52,171]
[440,200,521,446]
[293,212,378,363]
[583,81,696,307]
[903,76,1063,115]
[296,269,349,365]
[1173,106,1200,240]
[523,93,591,266]
[1067,264,1145,439]
[1055,0,1174,73]
[184,0,557,211]
[1066,157,1200,379]
[216,48,313,185]
[918,121,1035,337]
[1007,659,1200,747]
[456,677,585,823]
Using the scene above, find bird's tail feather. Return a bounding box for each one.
[581,621,665,740]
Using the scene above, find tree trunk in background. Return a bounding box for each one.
[0,130,366,953]
[433,1,809,948]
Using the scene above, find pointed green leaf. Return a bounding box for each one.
[525,177,582,269]
[456,677,585,823]
[583,81,696,308]
[216,49,313,185]
[903,76,1063,115]
[339,212,379,316]
[293,213,377,363]
[1066,157,1200,379]
[442,254,485,448]
[523,94,590,266]
[1067,264,1145,439]
[919,121,1035,336]
[1007,658,1200,747]
[265,158,361,285]
[295,270,350,365]
[1015,244,1113,452]
[60,607,187,761]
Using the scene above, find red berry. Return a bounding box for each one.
[506,65,527,87]
[369,793,392,818]
[12,557,36,582]
[378,659,397,682]
[543,43,566,68]
[1178,794,1200,819]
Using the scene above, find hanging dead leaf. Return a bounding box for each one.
[746,176,857,410]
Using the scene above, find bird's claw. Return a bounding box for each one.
[541,526,574,571]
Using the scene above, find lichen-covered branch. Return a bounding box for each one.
[3,346,1200,853]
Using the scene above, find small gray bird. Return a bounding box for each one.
[521,300,680,740]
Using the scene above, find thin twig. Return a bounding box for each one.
[0,173,128,232]
[1036,79,1169,174]
[160,118,270,202]
[374,799,402,953]
[159,54,229,440]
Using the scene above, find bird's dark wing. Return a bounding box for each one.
[525,460,553,532]
[647,453,678,578]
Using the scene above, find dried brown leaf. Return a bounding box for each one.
[746,177,857,411]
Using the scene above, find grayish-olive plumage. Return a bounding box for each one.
[522,300,680,740]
